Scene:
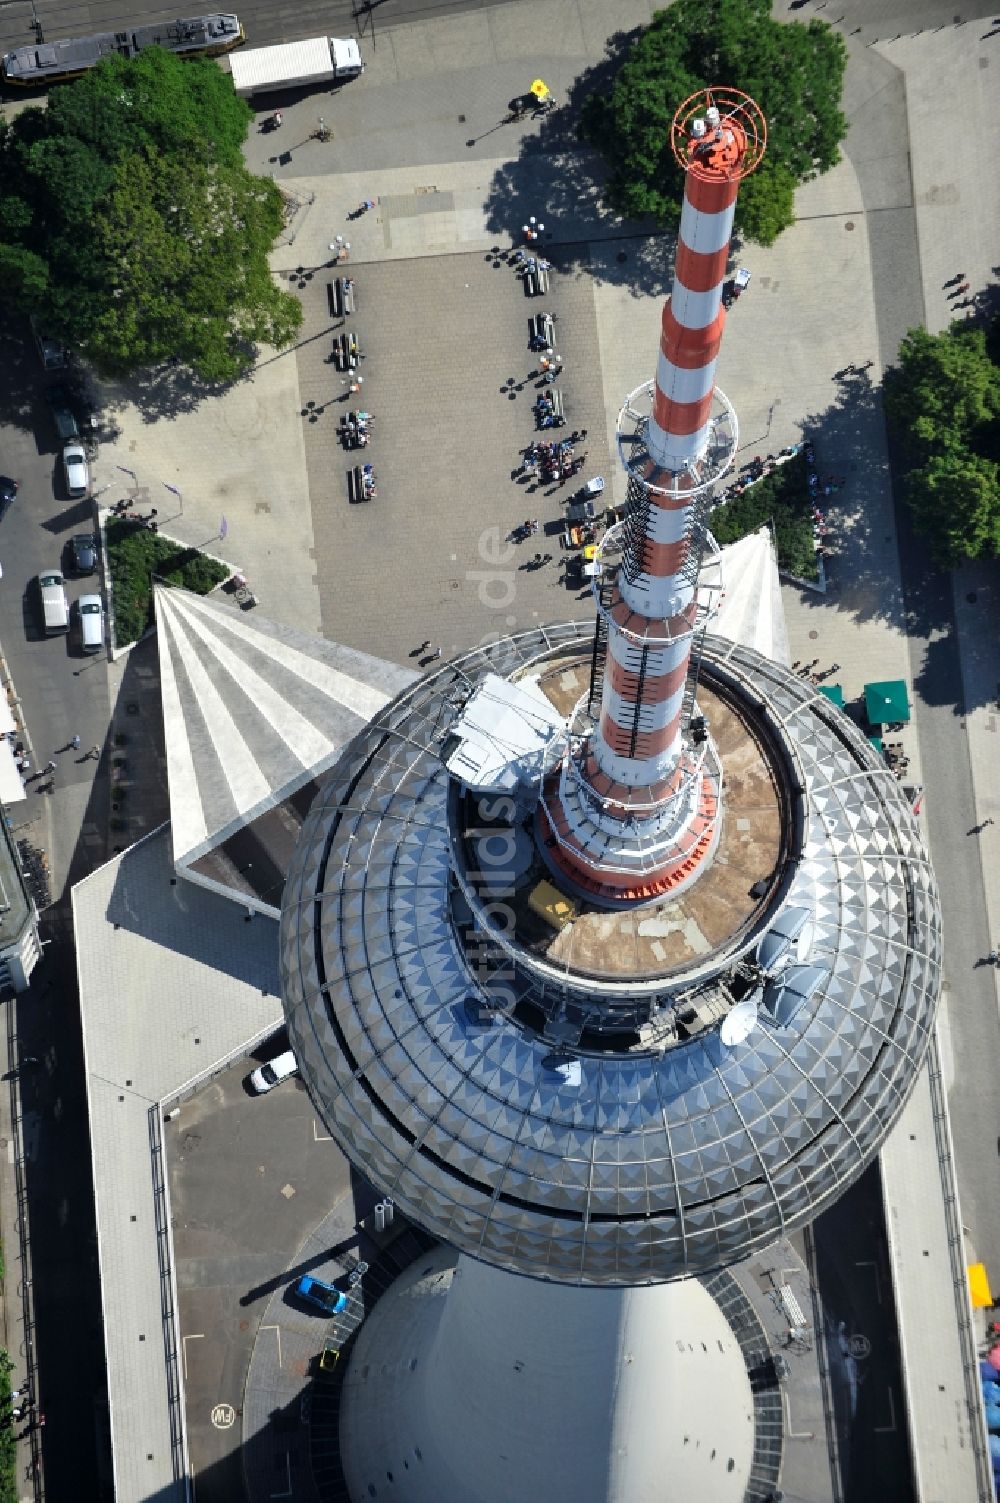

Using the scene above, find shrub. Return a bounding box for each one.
[106,518,229,646]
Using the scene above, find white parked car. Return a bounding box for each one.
[62,441,89,498]
[77,593,104,654]
[249,1048,299,1094]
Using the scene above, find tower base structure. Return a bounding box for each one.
[338,1247,754,1503]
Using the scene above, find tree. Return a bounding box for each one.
[0,47,301,380]
[885,319,1000,565]
[580,0,847,245]
[905,454,1000,568]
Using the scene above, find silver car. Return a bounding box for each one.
[62,442,89,498]
[78,593,104,654]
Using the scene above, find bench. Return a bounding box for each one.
[348,466,370,504]
[550,387,564,422]
[340,277,356,315]
[530,312,556,350]
[333,333,360,371]
[536,266,550,295]
[328,280,342,318]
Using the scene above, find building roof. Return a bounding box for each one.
[0,812,35,955]
[73,828,282,1502]
[280,625,941,1285]
[154,583,416,910]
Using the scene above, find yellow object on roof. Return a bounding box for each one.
[528,879,578,931]
[968,1262,993,1308]
[531,78,550,99]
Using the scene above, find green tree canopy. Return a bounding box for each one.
[0,47,301,381]
[885,319,1000,566]
[579,0,847,245]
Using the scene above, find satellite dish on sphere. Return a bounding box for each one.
[720,998,759,1047]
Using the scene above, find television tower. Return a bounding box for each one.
[540,88,766,904]
[280,88,941,1503]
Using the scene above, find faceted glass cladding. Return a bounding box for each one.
[279,627,942,1286]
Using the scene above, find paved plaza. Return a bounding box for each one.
[294,248,612,660]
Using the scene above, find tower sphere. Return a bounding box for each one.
[279,626,941,1286]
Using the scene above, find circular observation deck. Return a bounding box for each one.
[280,626,941,1286]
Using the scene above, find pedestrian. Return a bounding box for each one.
[418,639,430,652]
[89,745,100,761]
[70,734,81,750]
[431,648,442,660]
[829,662,840,672]
[957,281,970,295]
[985,817,995,828]
[44,760,55,773]
[273,111,283,128]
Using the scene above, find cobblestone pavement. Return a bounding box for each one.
[293,246,611,663]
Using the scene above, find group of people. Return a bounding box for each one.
[6,1379,41,1437]
[340,410,372,450]
[110,498,159,532]
[520,438,580,484]
[718,445,800,504]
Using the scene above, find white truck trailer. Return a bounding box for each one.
[228,35,363,96]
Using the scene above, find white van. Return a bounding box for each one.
[249,1048,299,1094]
[37,570,69,635]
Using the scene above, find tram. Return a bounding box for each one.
[2,13,244,87]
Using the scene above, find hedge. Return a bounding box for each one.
[709,454,819,581]
[106,518,230,646]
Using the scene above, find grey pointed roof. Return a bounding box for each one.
[713,527,790,664]
[154,583,417,907]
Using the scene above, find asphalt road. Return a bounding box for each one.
[0,0,510,61]
[0,326,115,1499]
[811,1164,916,1503]
[4,0,999,73]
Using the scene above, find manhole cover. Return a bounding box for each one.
[845,220,854,231]
[808,630,819,640]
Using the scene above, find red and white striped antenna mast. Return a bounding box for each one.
[540,87,767,904]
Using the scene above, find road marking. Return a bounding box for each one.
[261,1322,283,1368]
[211,1402,235,1429]
[874,1385,897,1433]
[182,1332,204,1379]
[270,1455,293,1498]
[857,1258,883,1304]
[313,1120,332,1142]
[780,1389,815,1440]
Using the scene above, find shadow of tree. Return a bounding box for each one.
[481,28,679,298]
[775,369,986,715]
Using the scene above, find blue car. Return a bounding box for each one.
[293,1275,348,1315]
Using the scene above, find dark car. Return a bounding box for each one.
[46,384,80,444]
[0,476,16,519]
[69,533,98,575]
